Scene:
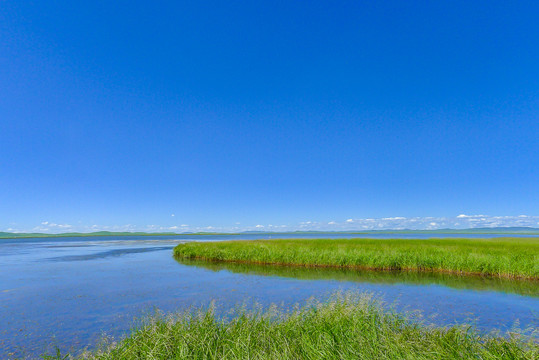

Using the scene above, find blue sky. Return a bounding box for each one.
[1,1,538,233]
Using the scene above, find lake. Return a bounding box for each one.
[1,233,538,359]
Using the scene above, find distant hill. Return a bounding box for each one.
[0,230,250,239]
[344,227,539,234]
[465,227,539,232]
[0,231,181,239]
[244,227,539,235]
[1,227,538,239]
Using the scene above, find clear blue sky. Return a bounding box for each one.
[1,1,538,232]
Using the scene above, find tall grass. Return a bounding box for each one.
[63,293,537,360]
[174,238,539,279]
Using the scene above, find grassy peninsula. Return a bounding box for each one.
[56,294,536,360]
[174,238,539,279]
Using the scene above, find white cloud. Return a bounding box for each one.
[171,214,175,217]
[8,214,537,234]
[286,215,539,231]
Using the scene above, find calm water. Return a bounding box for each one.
[1,234,538,359]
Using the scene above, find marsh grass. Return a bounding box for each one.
[174,237,539,279]
[57,293,537,360]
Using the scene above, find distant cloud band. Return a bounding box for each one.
[4,214,538,234]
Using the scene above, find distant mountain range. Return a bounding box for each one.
[1,227,539,239]
[0,231,228,239]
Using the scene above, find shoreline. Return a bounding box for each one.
[2,228,539,240]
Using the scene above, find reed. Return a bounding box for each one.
[173,237,539,279]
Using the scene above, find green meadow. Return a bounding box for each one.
[53,293,537,360]
[174,238,539,279]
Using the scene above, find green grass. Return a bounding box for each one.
[54,293,537,360]
[174,237,539,279]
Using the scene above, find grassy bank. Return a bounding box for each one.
[54,294,537,360]
[174,238,539,279]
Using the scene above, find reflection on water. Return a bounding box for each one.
[176,258,539,298]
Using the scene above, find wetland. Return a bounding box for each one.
[1,233,537,358]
